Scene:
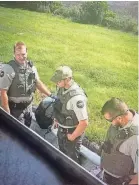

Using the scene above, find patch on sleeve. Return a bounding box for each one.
[0,70,4,77]
[76,100,84,108]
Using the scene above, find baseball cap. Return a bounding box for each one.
[51,66,72,83]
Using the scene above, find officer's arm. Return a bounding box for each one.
[129,173,138,184]
[67,96,88,141]
[0,64,14,113]
[71,119,88,140]
[36,79,51,97]
[1,89,10,113]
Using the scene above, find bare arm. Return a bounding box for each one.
[36,79,51,97]
[67,119,88,141]
[1,89,10,113]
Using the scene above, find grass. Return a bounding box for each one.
[0,7,138,142]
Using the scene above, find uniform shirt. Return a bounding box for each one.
[0,62,39,90]
[61,82,88,122]
[119,111,139,173]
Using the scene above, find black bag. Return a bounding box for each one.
[35,97,55,129]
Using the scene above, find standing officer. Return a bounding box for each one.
[0,41,54,127]
[51,66,88,164]
[101,97,138,185]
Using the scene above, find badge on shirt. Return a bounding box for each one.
[76,100,84,108]
[0,70,4,77]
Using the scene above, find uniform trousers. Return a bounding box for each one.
[9,102,32,127]
[57,126,83,164]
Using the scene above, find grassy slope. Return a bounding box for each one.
[0,7,138,142]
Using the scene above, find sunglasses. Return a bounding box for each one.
[105,110,129,122]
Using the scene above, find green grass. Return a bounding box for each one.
[0,7,138,142]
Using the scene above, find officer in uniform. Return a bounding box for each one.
[0,41,54,127]
[51,66,88,164]
[100,97,138,185]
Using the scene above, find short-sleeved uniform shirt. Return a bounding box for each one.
[60,82,88,122]
[0,62,39,91]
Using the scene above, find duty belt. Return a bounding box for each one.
[59,126,76,133]
[58,123,77,129]
[9,101,32,109]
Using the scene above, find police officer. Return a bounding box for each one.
[100,97,138,185]
[0,41,54,127]
[51,66,88,164]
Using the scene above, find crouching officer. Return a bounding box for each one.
[0,42,53,127]
[51,66,88,164]
[100,97,138,185]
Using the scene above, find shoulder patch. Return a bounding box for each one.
[76,100,84,108]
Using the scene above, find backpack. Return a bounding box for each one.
[35,97,55,129]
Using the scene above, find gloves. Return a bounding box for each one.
[49,94,58,101]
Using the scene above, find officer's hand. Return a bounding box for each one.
[50,94,58,100]
[67,134,75,141]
